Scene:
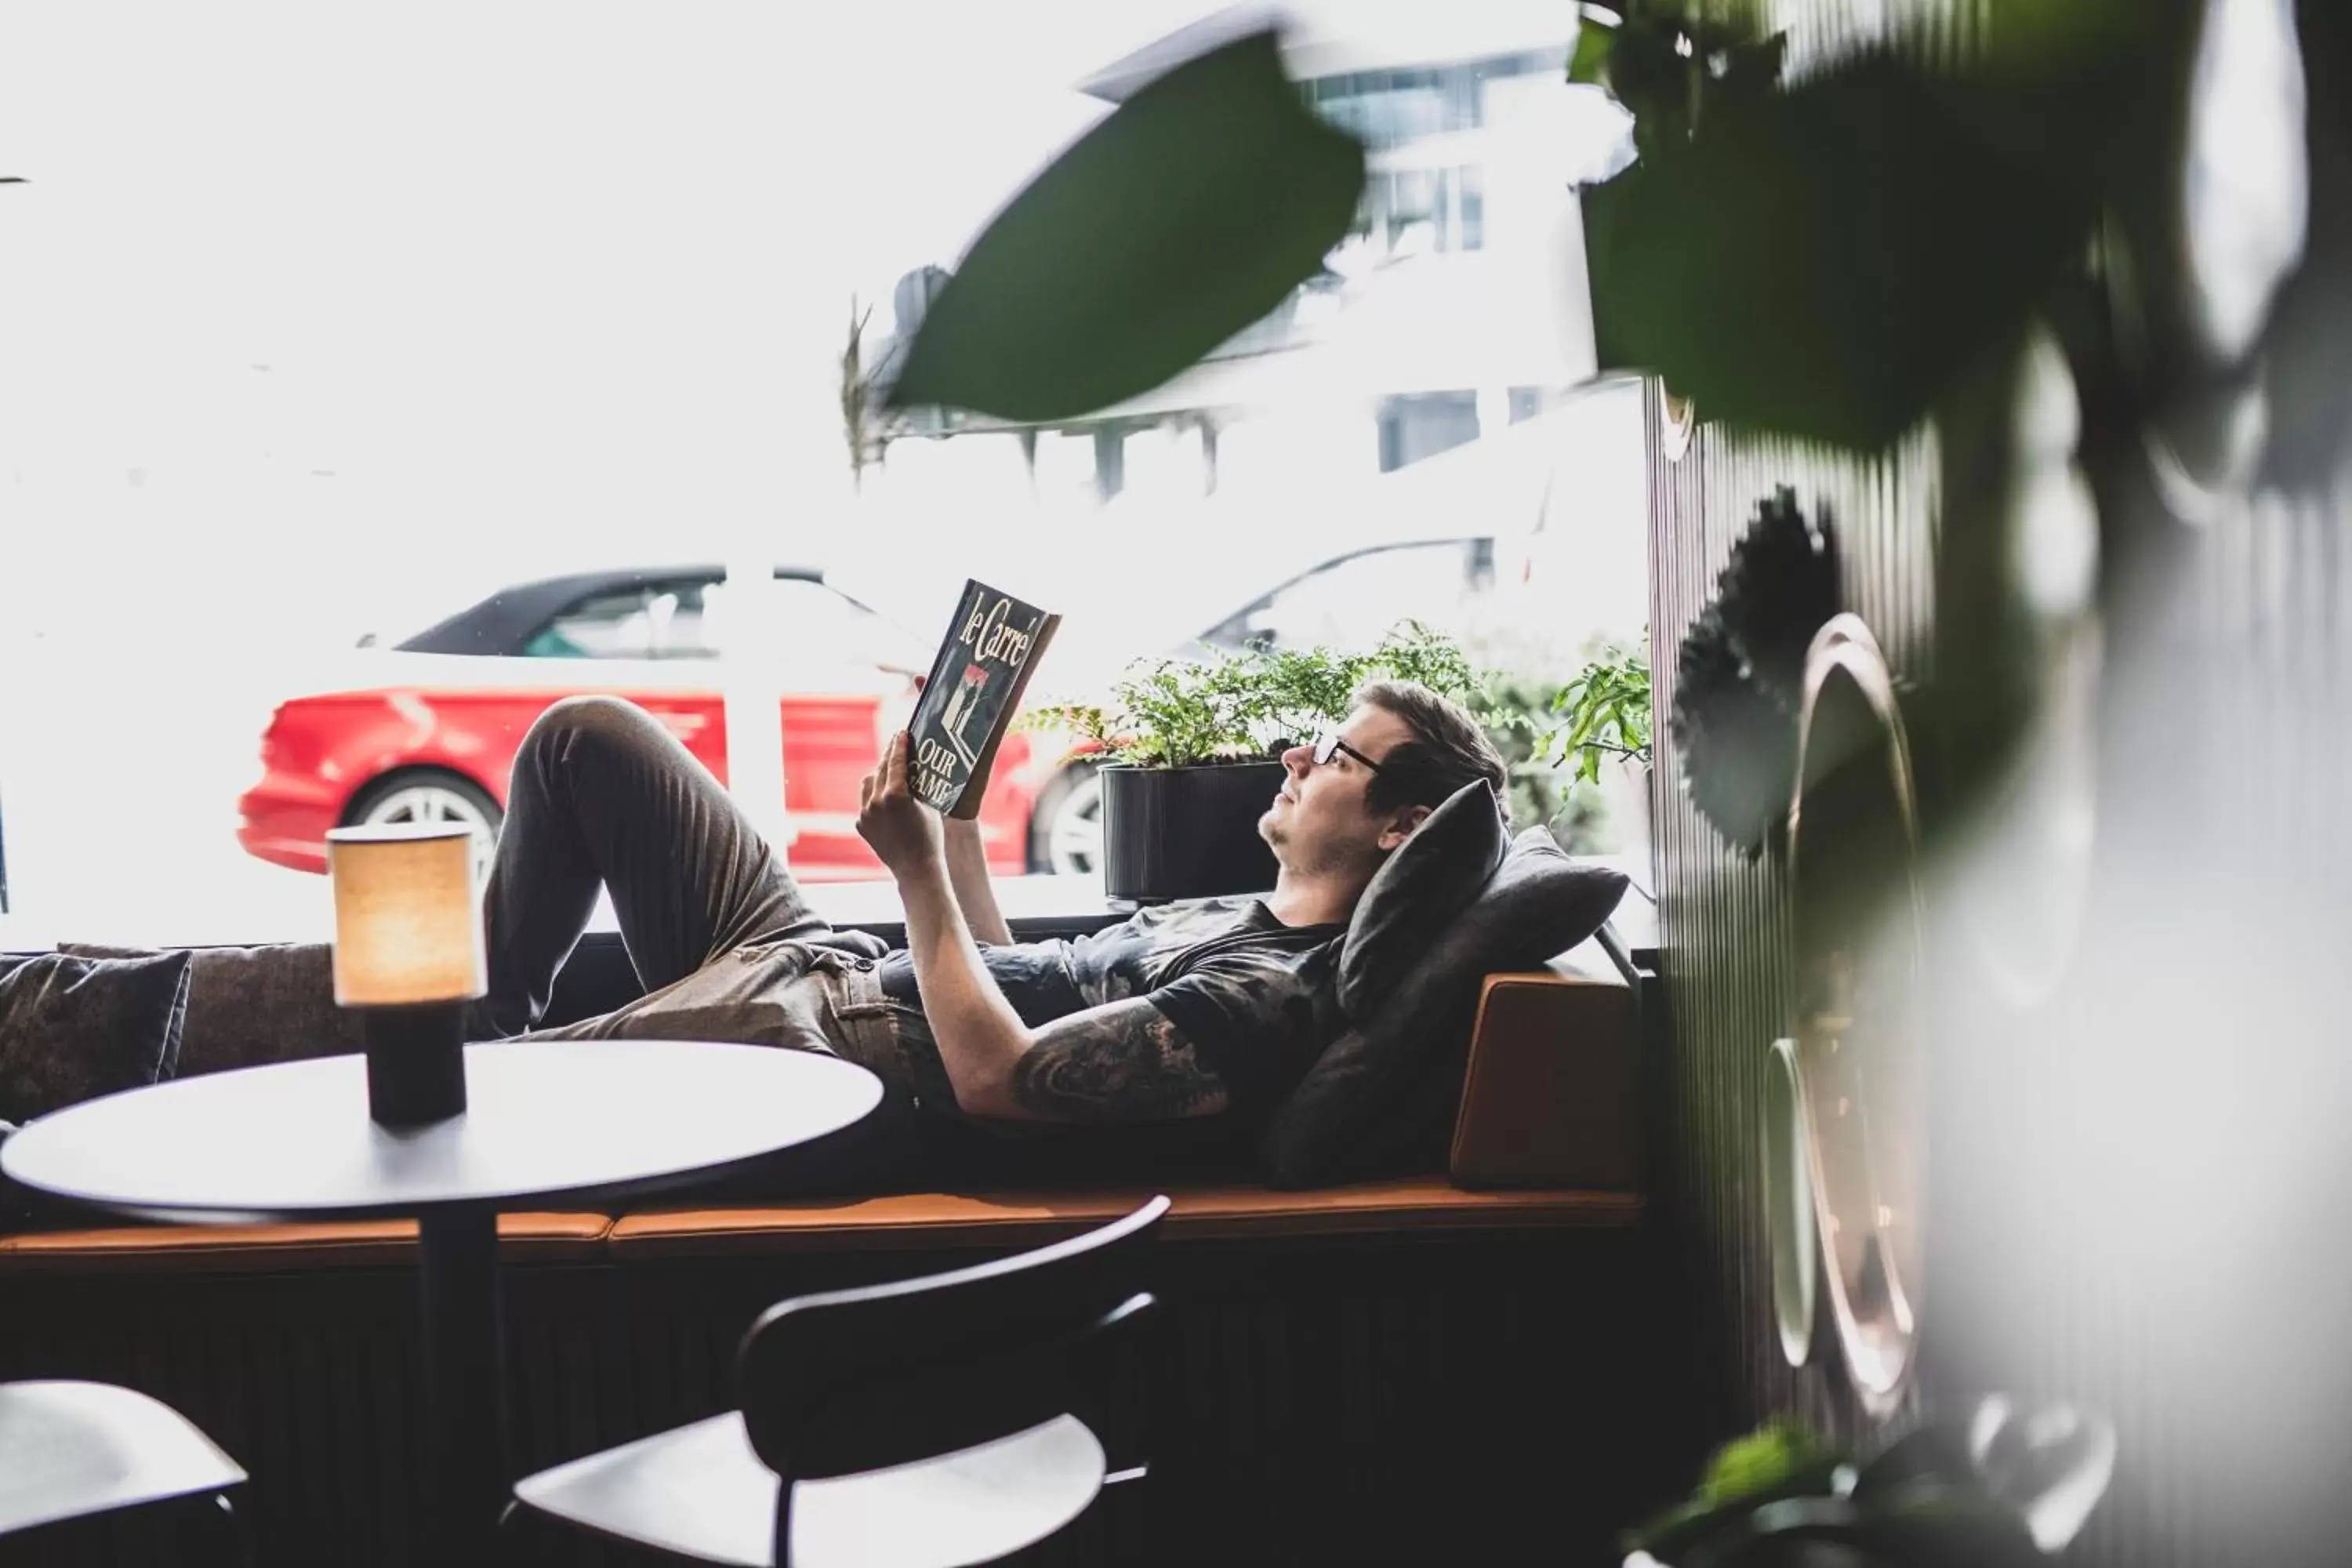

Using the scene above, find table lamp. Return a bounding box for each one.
[328,823,485,1127]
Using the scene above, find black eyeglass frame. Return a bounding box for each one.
[1312,731,1386,775]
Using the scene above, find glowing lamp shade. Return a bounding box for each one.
[328,825,486,1007]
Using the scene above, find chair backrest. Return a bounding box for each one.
[735,1195,1168,1483]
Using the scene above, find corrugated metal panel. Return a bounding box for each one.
[1639,5,2352,1556]
[1646,387,1941,1454]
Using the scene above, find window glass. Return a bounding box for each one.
[0,11,1639,942]
[1359,167,1484,257]
[701,577,929,676]
[517,575,929,670]
[1308,64,1484,150]
[1378,391,1482,472]
[526,583,717,660]
[1207,541,1494,656]
[1458,164,1486,252]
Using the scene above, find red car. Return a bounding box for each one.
[237,564,1081,882]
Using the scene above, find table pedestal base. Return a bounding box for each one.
[420,1205,508,1565]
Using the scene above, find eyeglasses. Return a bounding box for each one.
[1312,731,1385,775]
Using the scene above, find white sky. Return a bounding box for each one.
[0,1,1212,638]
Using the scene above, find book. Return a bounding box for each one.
[907,579,1061,816]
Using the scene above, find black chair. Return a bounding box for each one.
[508,1195,1168,1567]
[0,1379,251,1563]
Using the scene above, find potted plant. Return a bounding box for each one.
[1029,651,1289,902]
[1028,622,1537,902]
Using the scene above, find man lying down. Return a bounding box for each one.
[477,681,1508,1173]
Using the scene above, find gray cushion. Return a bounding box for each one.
[61,942,360,1076]
[1261,828,1631,1188]
[1337,780,1508,1018]
[0,949,193,1125]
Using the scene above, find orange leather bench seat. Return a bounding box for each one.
[0,1212,613,1274]
[0,1180,1638,1275]
[604,1178,1642,1261]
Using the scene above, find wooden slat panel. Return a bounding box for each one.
[0,1228,1671,1567]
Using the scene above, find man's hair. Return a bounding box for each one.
[1352,680,1508,817]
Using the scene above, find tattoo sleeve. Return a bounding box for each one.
[1008,998,1232,1123]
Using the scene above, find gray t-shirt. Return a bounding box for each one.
[877,898,1346,1114]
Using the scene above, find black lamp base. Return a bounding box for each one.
[360,1002,470,1127]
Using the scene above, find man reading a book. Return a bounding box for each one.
[480,684,1504,1146]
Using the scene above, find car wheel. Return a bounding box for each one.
[345,770,504,879]
[1028,764,1103,877]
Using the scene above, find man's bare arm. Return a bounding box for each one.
[862,733,1033,1118]
[864,734,1232,1125]
[943,818,1014,946]
[1005,998,1232,1123]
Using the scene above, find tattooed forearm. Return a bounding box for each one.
[1007,1003,1232,1123]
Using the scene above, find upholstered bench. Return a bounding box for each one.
[0,938,1645,1269]
[0,935,1668,1566]
[0,1178,1638,1273]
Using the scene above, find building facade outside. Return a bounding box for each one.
[855,1,1613,524]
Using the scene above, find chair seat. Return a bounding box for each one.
[0,1380,246,1537]
[513,1410,1106,1568]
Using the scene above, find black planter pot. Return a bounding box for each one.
[1099,760,1285,902]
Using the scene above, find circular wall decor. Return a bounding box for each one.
[2143,377,2270,529]
[1788,615,1929,1416]
[1763,1036,1820,1368]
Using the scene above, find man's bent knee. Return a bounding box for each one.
[518,695,674,768]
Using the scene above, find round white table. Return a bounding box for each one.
[1,1039,883,1565]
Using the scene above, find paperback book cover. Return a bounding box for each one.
[907,579,1060,816]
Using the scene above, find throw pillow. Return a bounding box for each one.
[0,949,194,1126]
[61,942,358,1077]
[1260,828,1630,1188]
[1336,780,1507,1018]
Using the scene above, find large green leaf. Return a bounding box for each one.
[1581,176,1639,375]
[886,30,1365,423]
[1592,50,2099,452]
[1566,9,1616,88]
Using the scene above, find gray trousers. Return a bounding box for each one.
[477,695,916,1190]
[480,695,893,1052]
